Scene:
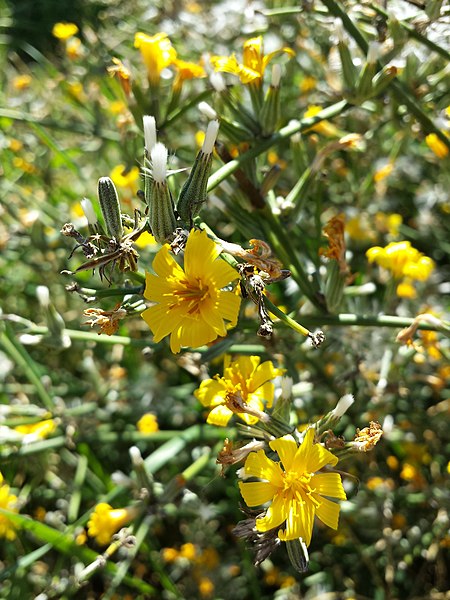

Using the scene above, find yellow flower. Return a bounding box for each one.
[67,82,86,102]
[134,32,177,85]
[374,212,402,237]
[173,58,206,91]
[299,75,317,94]
[210,36,294,85]
[133,230,157,249]
[0,472,19,540]
[52,22,79,40]
[366,241,435,281]
[198,577,214,598]
[239,429,346,544]
[137,413,159,433]
[162,547,179,562]
[425,133,449,158]
[194,355,284,426]
[110,164,140,196]
[14,419,56,441]
[12,74,32,91]
[87,503,138,546]
[141,229,241,353]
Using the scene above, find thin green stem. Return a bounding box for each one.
[257,207,322,309]
[368,2,450,62]
[0,109,121,141]
[0,325,55,411]
[264,298,311,338]
[207,100,350,191]
[285,313,450,333]
[321,0,450,150]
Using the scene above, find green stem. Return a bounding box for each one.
[368,2,450,62]
[0,109,121,141]
[321,0,450,150]
[264,298,311,338]
[0,324,55,411]
[257,207,322,309]
[284,312,450,333]
[76,285,144,299]
[207,100,350,191]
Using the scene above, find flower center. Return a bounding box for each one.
[172,278,210,315]
[282,470,320,507]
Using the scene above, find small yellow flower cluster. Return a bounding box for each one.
[366,241,434,298]
[52,22,83,60]
[14,419,57,442]
[87,503,139,546]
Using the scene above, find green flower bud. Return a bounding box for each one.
[259,64,281,136]
[98,177,123,240]
[145,142,177,244]
[325,259,346,313]
[177,120,219,226]
[286,538,309,573]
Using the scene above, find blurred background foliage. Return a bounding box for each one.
[0,0,449,598]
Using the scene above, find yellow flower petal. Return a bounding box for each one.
[239,481,278,506]
[269,434,298,472]
[314,495,341,530]
[206,404,233,426]
[310,472,347,500]
[256,492,287,532]
[244,450,283,484]
[279,493,315,544]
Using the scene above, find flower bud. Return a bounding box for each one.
[259,64,281,136]
[337,36,357,91]
[144,143,177,243]
[80,197,97,225]
[355,42,381,102]
[198,101,218,120]
[332,394,354,418]
[176,120,219,226]
[371,65,398,97]
[98,177,123,240]
[325,259,345,313]
[286,538,309,573]
[143,115,157,154]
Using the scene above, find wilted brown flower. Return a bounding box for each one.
[84,304,127,335]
